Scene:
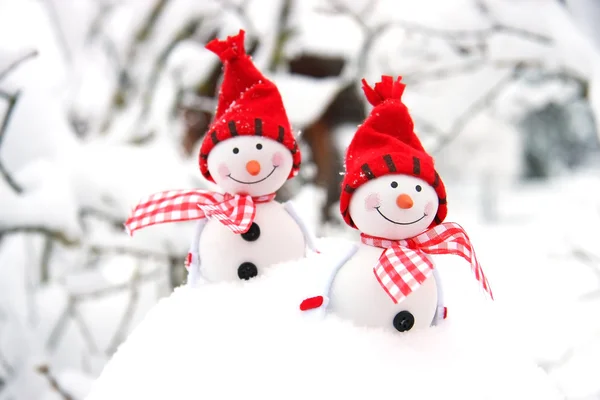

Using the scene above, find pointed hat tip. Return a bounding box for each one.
[205,29,247,62]
[361,75,406,107]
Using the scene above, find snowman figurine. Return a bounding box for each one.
[125,30,318,286]
[299,76,493,333]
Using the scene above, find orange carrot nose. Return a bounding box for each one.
[246,160,261,176]
[396,194,413,209]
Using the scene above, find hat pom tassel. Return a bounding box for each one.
[206,29,247,62]
[361,75,406,107]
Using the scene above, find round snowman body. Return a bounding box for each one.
[328,242,439,332]
[198,200,306,282]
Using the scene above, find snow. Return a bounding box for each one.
[1,0,600,398]
[0,160,81,243]
[271,74,343,128]
[285,0,364,60]
[86,244,561,400]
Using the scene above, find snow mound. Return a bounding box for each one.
[270,74,343,128]
[85,238,562,400]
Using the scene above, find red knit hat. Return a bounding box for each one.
[339,76,447,229]
[199,29,300,182]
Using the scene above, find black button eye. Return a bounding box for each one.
[256,143,263,150]
[415,185,422,192]
[233,147,239,154]
[390,181,398,188]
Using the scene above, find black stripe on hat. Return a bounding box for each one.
[432,172,440,188]
[361,164,375,180]
[439,197,447,205]
[200,153,208,160]
[412,157,421,175]
[228,121,239,136]
[341,207,350,220]
[434,215,442,225]
[254,118,263,136]
[277,126,285,143]
[383,154,396,173]
[291,142,298,154]
[292,163,301,170]
[344,184,355,194]
[202,170,211,178]
[211,131,219,145]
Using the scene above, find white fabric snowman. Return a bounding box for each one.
[125,30,318,286]
[299,76,493,333]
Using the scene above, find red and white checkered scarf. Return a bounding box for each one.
[361,222,493,304]
[124,190,276,236]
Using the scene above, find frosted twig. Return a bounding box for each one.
[88,243,177,260]
[0,348,14,377]
[106,266,141,355]
[0,50,38,82]
[0,227,78,246]
[46,302,73,351]
[79,207,124,229]
[321,0,551,45]
[46,298,100,355]
[138,16,203,120]
[570,247,600,301]
[215,0,257,35]
[73,267,162,301]
[0,160,22,193]
[431,68,516,154]
[41,0,72,65]
[0,88,24,195]
[36,364,76,400]
[71,307,100,355]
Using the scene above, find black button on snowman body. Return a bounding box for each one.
[237,262,258,280]
[237,223,261,280]
[241,222,261,242]
[393,311,415,332]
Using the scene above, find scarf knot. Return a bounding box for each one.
[361,222,493,304]
[124,189,275,236]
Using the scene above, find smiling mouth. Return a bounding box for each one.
[375,207,427,225]
[228,166,278,184]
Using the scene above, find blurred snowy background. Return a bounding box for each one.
[0,0,599,398]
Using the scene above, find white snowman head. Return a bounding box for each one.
[198,28,301,195]
[206,136,294,197]
[349,174,439,240]
[340,76,448,239]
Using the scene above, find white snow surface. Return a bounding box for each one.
[86,239,561,400]
[270,73,343,128]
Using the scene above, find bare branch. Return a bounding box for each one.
[71,306,100,355]
[36,364,76,400]
[0,226,78,246]
[88,244,170,260]
[215,0,258,35]
[40,0,73,66]
[0,50,38,83]
[0,88,24,196]
[46,303,73,351]
[74,268,163,302]
[431,68,516,154]
[0,89,21,152]
[570,247,600,301]
[0,160,23,193]
[383,19,552,44]
[106,267,141,355]
[79,207,124,230]
[0,348,14,377]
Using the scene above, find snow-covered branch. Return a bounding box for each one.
[431,68,515,154]
[215,0,257,36]
[36,364,77,400]
[0,50,38,82]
